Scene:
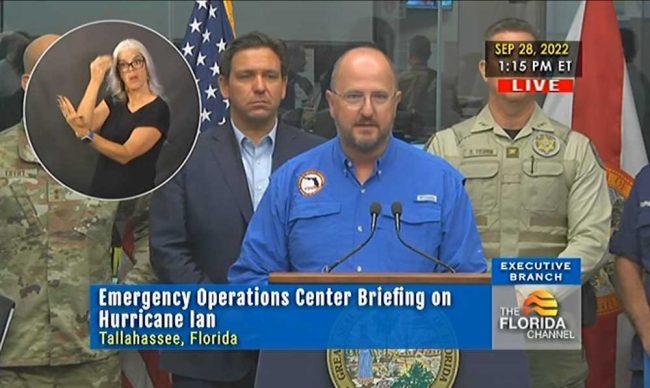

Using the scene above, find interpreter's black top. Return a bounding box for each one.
[91,95,170,199]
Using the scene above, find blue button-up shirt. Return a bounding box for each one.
[609,164,650,373]
[232,119,277,210]
[228,136,486,284]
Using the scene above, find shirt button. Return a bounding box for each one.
[347,161,352,168]
[257,185,262,190]
[256,162,260,166]
[378,170,382,175]
[360,188,366,194]
[357,225,363,233]
[356,266,362,272]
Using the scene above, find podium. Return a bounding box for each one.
[254,273,530,388]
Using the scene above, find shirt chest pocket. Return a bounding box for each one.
[381,203,442,255]
[46,186,116,242]
[458,162,499,212]
[521,160,566,213]
[288,201,342,250]
[637,210,650,260]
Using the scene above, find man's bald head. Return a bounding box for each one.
[329,46,398,91]
[21,34,59,90]
[325,45,401,158]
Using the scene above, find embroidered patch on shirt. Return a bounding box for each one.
[416,194,438,203]
[464,148,497,158]
[532,133,561,157]
[298,169,326,197]
[640,200,650,208]
[2,168,38,178]
[506,147,519,158]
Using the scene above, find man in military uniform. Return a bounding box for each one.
[426,18,611,388]
[0,34,120,388]
[611,164,650,388]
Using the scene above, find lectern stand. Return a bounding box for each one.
[254,273,530,388]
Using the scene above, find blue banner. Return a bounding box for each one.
[491,258,581,285]
[90,284,491,350]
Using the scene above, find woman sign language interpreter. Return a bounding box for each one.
[57,38,170,199]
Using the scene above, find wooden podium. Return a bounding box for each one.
[253,273,530,388]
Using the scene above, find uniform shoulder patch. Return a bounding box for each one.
[298,170,326,197]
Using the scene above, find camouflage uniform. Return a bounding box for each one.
[0,122,120,388]
[427,104,612,388]
[118,195,158,285]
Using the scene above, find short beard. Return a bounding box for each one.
[339,125,390,154]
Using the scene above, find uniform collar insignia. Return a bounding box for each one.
[470,106,496,133]
[528,104,555,133]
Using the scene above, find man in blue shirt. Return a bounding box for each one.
[611,165,650,388]
[228,46,486,284]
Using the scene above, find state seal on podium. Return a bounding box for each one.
[327,348,459,388]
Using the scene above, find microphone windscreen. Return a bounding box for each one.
[391,201,402,216]
[370,202,382,215]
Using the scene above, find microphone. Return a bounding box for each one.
[323,202,382,273]
[391,201,456,273]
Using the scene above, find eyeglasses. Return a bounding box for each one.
[330,90,396,107]
[117,57,146,73]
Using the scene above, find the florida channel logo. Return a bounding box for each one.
[499,290,575,340]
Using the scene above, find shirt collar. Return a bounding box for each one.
[333,134,397,172]
[472,102,555,140]
[231,118,278,147]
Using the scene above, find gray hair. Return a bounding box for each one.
[107,38,163,101]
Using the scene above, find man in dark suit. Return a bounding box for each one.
[149,32,323,388]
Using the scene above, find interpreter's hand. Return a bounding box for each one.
[90,55,112,81]
[57,95,89,139]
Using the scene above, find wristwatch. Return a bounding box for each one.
[81,130,95,143]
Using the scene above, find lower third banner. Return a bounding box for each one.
[90,284,491,350]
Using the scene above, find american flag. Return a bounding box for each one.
[181,0,236,131]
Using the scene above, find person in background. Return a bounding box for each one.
[0,31,31,131]
[427,17,611,388]
[611,164,650,388]
[396,35,461,139]
[281,42,313,112]
[149,31,323,388]
[0,33,121,388]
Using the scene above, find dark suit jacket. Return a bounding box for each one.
[150,121,324,382]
